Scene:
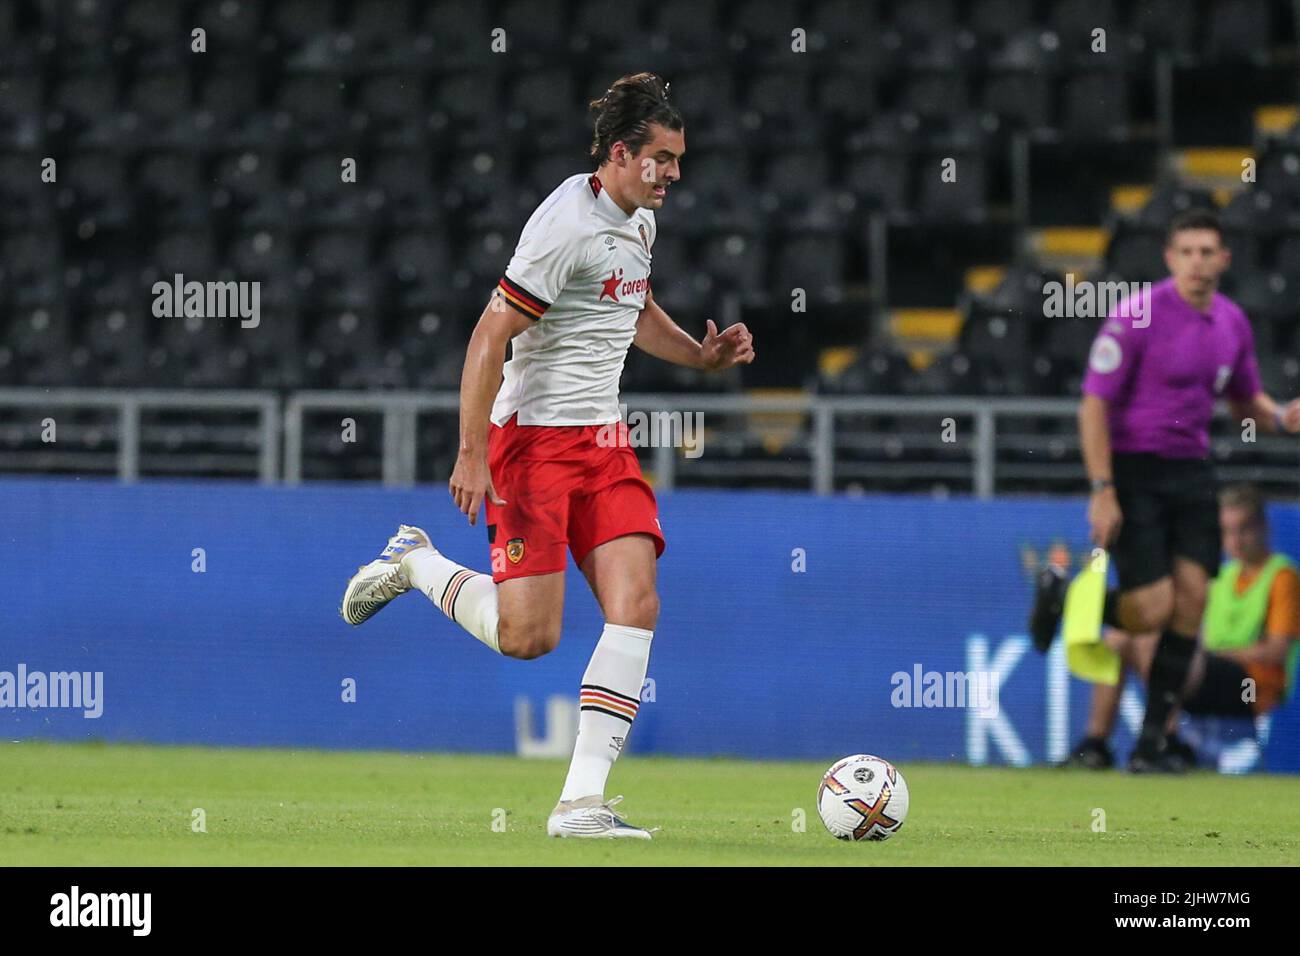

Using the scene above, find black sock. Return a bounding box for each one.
[1140,629,1196,746]
[1102,590,1122,629]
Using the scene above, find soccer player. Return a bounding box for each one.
[1063,483,1300,769]
[1029,210,1300,772]
[340,73,755,836]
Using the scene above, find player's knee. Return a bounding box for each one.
[1171,597,1206,634]
[1127,589,1174,632]
[609,588,659,630]
[497,618,560,660]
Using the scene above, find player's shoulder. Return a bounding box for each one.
[1272,559,1300,588]
[522,173,604,241]
[1210,288,1250,325]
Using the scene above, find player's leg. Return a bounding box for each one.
[547,456,664,838]
[1029,482,1168,652]
[1063,625,1151,768]
[403,545,567,658]
[1131,468,1219,770]
[1112,578,1174,633]
[1126,631,1219,767]
[341,418,574,658]
[1100,467,1195,771]
[342,523,567,658]
[1179,652,1255,720]
[569,532,659,792]
[1064,677,1123,768]
[546,533,658,838]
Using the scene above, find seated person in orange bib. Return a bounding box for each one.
[1062,484,1300,769]
[339,74,755,838]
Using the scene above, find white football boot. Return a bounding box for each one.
[546,795,657,839]
[340,525,432,626]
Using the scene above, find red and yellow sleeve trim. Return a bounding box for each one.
[496,275,550,320]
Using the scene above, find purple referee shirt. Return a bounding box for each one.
[1081,277,1262,459]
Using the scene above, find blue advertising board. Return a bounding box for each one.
[2,477,1297,772]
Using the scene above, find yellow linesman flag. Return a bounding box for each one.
[1062,550,1121,685]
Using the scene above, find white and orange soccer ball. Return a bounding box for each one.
[816,754,909,841]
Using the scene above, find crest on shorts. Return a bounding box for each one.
[507,537,525,564]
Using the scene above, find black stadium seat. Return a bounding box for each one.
[0,0,1294,429]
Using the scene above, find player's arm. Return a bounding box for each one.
[1079,393,1121,548]
[633,290,755,370]
[1217,634,1291,667]
[1228,391,1300,435]
[449,295,533,524]
[1220,567,1300,666]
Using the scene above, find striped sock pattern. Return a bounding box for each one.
[439,569,478,621]
[559,623,654,802]
[579,684,640,723]
[404,550,501,654]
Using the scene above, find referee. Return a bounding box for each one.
[1031,209,1300,772]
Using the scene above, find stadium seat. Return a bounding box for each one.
[670,69,741,149]
[1205,0,1272,63]
[1061,72,1131,141]
[1127,0,1197,56]
[916,153,987,222]
[0,73,41,148]
[981,71,1052,130]
[1106,227,1167,282]
[844,150,910,216]
[967,0,1035,47]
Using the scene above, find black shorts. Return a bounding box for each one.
[1111,453,1220,592]
[1182,653,1253,720]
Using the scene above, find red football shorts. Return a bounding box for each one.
[484,414,665,582]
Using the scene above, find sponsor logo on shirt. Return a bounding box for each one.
[598,268,650,303]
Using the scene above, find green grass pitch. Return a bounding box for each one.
[2,741,1297,865]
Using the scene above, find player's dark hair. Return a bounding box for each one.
[1166,209,1224,245]
[588,72,683,167]
[1219,483,1266,524]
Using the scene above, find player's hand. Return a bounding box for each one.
[449,453,506,526]
[1278,398,1300,434]
[1088,488,1122,549]
[700,320,755,371]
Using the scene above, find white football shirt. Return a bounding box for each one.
[491,173,656,426]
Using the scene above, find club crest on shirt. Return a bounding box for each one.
[1214,364,1233,394]
[1088,334,1122,374]
[507,537,525,564]
[638,223,649,253]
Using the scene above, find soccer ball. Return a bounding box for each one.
[817,754,909,841]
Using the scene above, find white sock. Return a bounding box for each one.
[402,548,501,654]
[559,623,653,802]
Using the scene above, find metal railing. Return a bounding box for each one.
[0,388,280,483]
[1,388,1297,498]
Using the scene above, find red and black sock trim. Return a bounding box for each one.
[439,569,477,621]
[496,275,549,320]
[579,683,639,724]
